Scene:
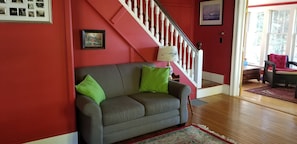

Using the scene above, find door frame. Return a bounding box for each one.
[230,0,248,96]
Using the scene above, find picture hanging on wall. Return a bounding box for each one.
[81,29,105,49]
[199,0,223,26]
[0,0,52,23]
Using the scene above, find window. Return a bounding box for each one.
[245,12,264,65]
[267,10,290,55]
[244,6,297,67]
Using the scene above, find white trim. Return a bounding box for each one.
[202,71,224,84]
[196,84,230,98]
[25,132,78,144]
[230,0,247,96]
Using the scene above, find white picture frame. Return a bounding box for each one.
[0,0,52,23]
[199,0,223,26]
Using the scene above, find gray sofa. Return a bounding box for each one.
[75,62,191,144]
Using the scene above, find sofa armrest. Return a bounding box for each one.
[168,81,191,124]
[76,94,103,144]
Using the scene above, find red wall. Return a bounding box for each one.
[73,0,159,67]
[0,1,76,143]
[0,0,235,143]
[195,0,235,84]
[159,0,235,84]
[158,0,195,42]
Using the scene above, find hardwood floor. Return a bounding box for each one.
[187,80,297,144]
[122,80,297,144]
[240,80,297,116]
[189,94,297,144]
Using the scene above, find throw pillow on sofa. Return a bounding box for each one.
[139,65,170,93]
[75,74,106,104]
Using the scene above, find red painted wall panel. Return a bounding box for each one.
[72,0,158,67]
[195,0,235,84]
[0,1,75,143]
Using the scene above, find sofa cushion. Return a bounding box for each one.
[139,65,170,93]
[269,54,287,68]
[75,74,106,104]
[75,65,125,98]
[117,63,155,95]
[130,93,180,116]
[101,96,145,126]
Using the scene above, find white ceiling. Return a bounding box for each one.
[248,0,297,6]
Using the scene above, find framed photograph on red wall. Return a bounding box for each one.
[199,0,223,26]
[81,29,105,49]
[0,0,52,23]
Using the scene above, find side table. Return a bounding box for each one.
[242,66,261,83]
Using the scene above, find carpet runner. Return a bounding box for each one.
[133,124,236,144]
[245,86,297,104]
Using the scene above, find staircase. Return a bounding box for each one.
[119,0,203,89]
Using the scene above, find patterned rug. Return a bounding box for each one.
[133,124,236,144]
[246,86,297,103]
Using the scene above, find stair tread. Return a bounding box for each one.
[202,79,222,88]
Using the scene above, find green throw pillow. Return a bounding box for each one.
[75,74,106,104]
[139,65,170,93]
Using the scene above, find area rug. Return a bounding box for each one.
[191,99,207,107]
[245,86,297,103]
[133,124,236,144]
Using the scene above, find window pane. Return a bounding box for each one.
[267,34,287,54]
[292,13,297,62]
[245,12,264,65]
[270,10,290,33]
[267,10,290,55]
[293,35,297,62]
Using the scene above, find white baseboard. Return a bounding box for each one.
[25,132,78,144]
[202,71,224,84]
[196,84,230,98]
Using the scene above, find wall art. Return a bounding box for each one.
[81,30,105,49]
[199,0,223,26]
[0,0,52,23]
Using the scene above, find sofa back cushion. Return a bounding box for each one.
[75,62,154,98]
[117,62,155,95]
[75,65,125,98]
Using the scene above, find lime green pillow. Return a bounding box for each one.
[75,74,106,104]
[139,65,170,93]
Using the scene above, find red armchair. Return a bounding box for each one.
[262,54,297,87]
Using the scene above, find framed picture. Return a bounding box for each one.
[0,0,52,23]
[81,30,105,49]
[199,0,223,26]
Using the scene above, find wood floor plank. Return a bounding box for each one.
[189,94,297,144]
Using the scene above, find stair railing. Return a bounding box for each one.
[119,0,203,88]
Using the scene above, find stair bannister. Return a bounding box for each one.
[119,0,203,88]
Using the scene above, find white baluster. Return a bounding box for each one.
[160,13,165,45]
[133,0,138,15]
[165,19,169,46]
[179,36,183,65]
[191,51,196,79]
[170,24,174,46]
[150,0,155,34]
[139,0,143,22]
[128,0,132,9]
[145,0,149,28]
[183,42,187,70]
[187,48,191,75]
[155,7,160,40]
[174,31,178,46]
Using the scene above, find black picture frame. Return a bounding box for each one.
[199,0,223,26]
[81,29,105,49]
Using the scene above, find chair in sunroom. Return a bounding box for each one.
[262,54,297,88]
